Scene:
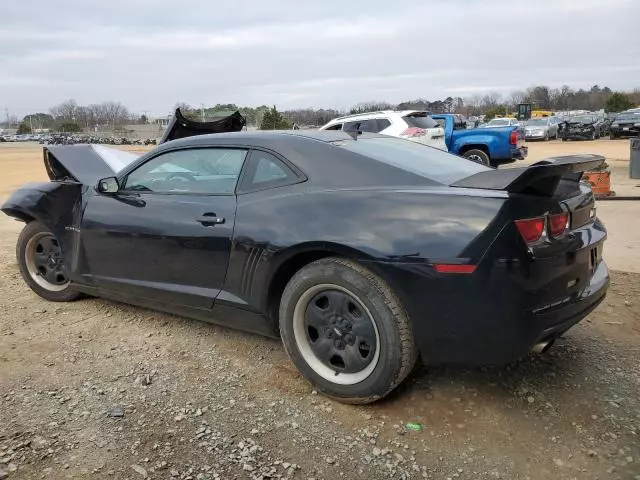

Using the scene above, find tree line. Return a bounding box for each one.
[5,84,638,133]
[176,85,638,127]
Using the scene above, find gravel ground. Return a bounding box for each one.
[1,142,639,480]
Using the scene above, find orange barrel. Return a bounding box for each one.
[583,169,612,198]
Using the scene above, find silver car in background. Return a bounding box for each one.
[524,117,559,141]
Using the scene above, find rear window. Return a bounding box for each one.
[402,113,438,129]
[334,136,489,185]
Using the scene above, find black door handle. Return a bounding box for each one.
[197,213,225,226]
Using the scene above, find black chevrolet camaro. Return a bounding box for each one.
[2,127,609,403]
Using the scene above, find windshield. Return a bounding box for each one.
[615,113,640,121]
[334,136,488,185]
[486,119,510,126]
[403,113,438,129]
[570,115,595,123]
[525,119,548,126]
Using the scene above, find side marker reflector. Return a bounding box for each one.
[433,264,477,274]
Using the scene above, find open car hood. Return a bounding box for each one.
[44,144,139,184]
[159,108,246,144]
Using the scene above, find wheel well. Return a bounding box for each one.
[3,208,35,224]
[267,250,343,328]
[459,144,489,156]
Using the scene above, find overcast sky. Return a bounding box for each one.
[1,0,639,118]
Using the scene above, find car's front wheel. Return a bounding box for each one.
[279,258,417,404]
[16,221,81,302]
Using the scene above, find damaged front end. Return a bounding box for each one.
[558,120,598,140]
[558,117,600,140]
[2,143,139,253]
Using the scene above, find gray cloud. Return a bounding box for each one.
[1,0,638,117]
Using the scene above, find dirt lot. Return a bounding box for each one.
[0,142,639,480]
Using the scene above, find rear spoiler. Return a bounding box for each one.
[159,108,246,144]
[450,154,605,196]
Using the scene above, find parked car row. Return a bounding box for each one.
[0,133,158,145]
[519,110,639,142]
[38,134,157,146]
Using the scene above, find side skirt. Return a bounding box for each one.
[72,284,278,338]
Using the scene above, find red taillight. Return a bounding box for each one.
[515,217,545,244]
[401,127,426,138]
[433,264,477,274]
[548,212,569,237]
[509,130,518,145]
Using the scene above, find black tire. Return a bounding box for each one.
[279,257,417,404]
[610,133,617,140]
[543,131,549,141]
[16,221,81,302]
[462,149,490,166]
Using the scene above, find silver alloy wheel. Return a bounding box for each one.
[292,283,380,385]
[24,232,70,292]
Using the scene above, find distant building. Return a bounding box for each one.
[151,116,171,127]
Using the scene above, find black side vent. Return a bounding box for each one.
[240,247,262,298]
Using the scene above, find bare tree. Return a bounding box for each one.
[508,90,525,108]
[102,101,129,126]
[50,99,78,122]
[481,91,502,109]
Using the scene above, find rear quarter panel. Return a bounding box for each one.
[451,128,512,159]
[224,188,507,313]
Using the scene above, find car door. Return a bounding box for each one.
[79,146,248,309]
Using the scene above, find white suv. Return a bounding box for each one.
[319,111,447,151]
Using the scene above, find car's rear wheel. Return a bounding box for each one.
[544,131,549,141]
[279,258,417,404]
[462,149,490,166]
[17,221,81,302]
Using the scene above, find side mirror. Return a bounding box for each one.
[96,176,119,194]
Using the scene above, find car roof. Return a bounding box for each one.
[142,130,440,190]
[163,129,353,148]
[326,110,426,123]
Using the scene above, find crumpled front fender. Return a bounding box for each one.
[1,181,83,239]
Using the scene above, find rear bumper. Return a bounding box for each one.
[525,132,547,140]
[531,260,608,343]
[512,145,528,160]
[372,253,609,366]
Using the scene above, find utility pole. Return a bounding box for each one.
[201,104,205,122]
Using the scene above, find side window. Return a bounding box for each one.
[324,123,342,131]
[358,119,378,133]
[123,148,247,194]
[376,119,391,131]
[343,121,361,132]
[240,151,299,192]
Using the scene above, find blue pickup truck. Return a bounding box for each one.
[431,114,527,166]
